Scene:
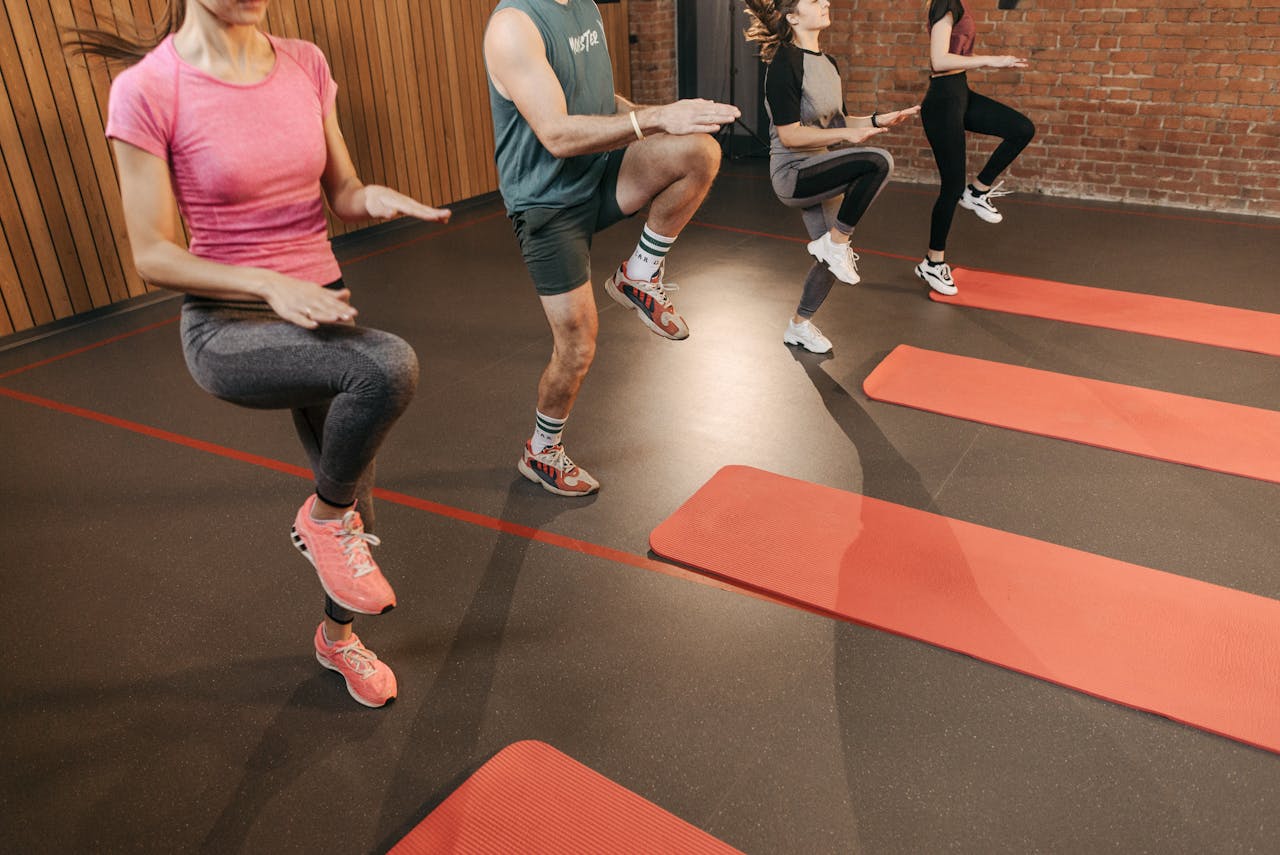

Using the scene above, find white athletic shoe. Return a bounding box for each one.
[958,181,1011,223]
[805,232,861,285]
[783,318,833,354]
[914,259,957,296]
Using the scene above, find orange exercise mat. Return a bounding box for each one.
[931,268,1280,357]
[389,741,742,855]
[650,466,1280,753]
[863,344,1280,484]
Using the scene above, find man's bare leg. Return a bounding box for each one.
[536,282,598,419]
[517,281,602,496]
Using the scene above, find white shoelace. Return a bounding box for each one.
[338,511,382,578]
[801,320,827,340]
[656,260,678,292]
[978,180,1012,200]
[337,640,378,676]
[538,444,578,473]
[637,278,675,307]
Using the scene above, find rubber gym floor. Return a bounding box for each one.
[2,157,1277,853]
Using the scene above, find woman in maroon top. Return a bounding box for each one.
[914,0,1034,296]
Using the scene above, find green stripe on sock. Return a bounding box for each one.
[639,236,671,257]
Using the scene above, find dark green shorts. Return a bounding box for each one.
[510,148,631,297]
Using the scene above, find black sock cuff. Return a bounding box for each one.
[324,597,356,625]
[315,490,356,510]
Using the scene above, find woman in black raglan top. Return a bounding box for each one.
[745,0,918,353]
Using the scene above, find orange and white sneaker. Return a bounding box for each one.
[604,261,690,340]
[291,495,396,615]
[517,441,600,496]
[313,623,397,708]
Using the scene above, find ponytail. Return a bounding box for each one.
[743,0,802,64]
[63,1,185,64]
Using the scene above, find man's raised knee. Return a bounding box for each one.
[691,133,722,177]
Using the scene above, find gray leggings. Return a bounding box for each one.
[179,297,419,529]
[776,147,894,318]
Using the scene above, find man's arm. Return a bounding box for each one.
[484,8,737,158]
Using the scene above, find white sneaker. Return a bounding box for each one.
[783,318,833,354]
[914,259,957,295]
[805,232,860,285]
[958,181,1011,223]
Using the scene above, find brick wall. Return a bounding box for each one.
[628,0,678,104]
[631,0,1280,216]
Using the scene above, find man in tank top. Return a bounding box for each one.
[485,0,739,497]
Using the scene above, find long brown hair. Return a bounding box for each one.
[63,1,186,63]
[743,0,803,64]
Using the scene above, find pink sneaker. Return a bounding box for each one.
[604,261,690,340]
[291,495,396,615]
[313,623,397,708]
[517,441,600,496]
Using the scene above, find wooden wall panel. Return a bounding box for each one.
[0,0,631,337]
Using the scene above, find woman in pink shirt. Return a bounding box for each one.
[69,0,450,708]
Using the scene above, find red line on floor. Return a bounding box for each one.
[690,220,921,262]
[0,316,180,381]
[339,210,507,267]
[0,383,786,608]
[0,385,313,478]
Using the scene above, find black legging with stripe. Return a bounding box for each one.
[921,72,1035,251]
[776,146,893,317]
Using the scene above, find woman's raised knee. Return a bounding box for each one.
[353,334,419,407]
[1012,116,1036,146]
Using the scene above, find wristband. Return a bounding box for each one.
[871,112,880,128]
[629,110,644,140]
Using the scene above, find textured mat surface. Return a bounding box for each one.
[650,466,1280,753]
[389,741,741,854]
[862,344,1280,484]
[931,268,1280,356]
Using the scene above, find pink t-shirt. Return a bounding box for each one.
[106,34,341,285]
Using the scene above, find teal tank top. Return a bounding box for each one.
[487,0,616,214]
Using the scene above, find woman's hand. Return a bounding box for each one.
[987,55,1029,69]
[257,271,358,329]
[844,125,889,145]
[875,105,921,127]
[362,185,452,223]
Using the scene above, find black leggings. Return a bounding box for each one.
[921,72,1035,252]
[777,147,893,317]
[791,149,893,234]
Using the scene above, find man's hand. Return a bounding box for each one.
[649,99,740,135]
